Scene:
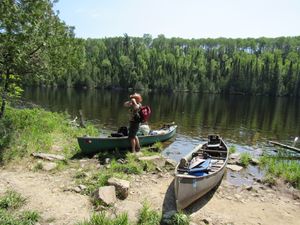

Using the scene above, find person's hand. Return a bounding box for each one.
[131,98,137,104]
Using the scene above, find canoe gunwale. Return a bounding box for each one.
[174,138,229,210]
[78,125,177,140]
[77,125,177,153]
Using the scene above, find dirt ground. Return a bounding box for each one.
[0,160,299,225]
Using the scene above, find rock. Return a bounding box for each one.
[250,158,259,165]
[245,185,253,191]
[138,155,166,167]
[113,200,142,224]
[104,158,111,164]
[42,162,57,171]
[107,177,130,200]
[226,164,243,171]
[73,186,81,193]
[156,167,163,172]
[96,163,104,169]
[234,194,242,200]
[165,158,177,167]
[253,178,262,183]
[229,153,240,159]
[78,184,87,191]
[228,153,241,164]
[202,217,213,224]
[93,186,117,206]
[32,152,65,161]
[117,158,127,164]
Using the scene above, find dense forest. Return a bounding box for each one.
[33,34,300,97]
[1,1,300,107]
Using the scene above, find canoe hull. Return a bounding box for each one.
[174,138,228,210]
[175,163,226,210]
[77,125,177,154]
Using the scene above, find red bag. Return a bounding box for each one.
[138,105,151,123]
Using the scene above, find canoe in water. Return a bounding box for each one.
[77,124,177,154]
[174,135,228,210]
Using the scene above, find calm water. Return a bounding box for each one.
[22,87,300,185]
[22,88,299,155]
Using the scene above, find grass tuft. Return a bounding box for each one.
[0,190,26,210]
[260,152,300,189]
[169,211,190,225]
[137,202,161,225]
[77,212,130,225]
[229,145,236,154]
[0,190,40,224]
[239,152,251,167]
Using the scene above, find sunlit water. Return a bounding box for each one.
[22,87,300,185]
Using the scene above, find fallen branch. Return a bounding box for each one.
[269,141,300,153]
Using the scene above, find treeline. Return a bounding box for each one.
[36,34,300,97]
[1,1,300,97]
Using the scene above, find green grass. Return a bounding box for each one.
[0,190,40,224]
[0,106,98,164]
[239,152,251,167]
[229,145,236,154]
[77,212,130,225]
[151,142,163,151]
[0,190,26,210]
[260,152,300,189]
[77,202,192,225]
[169,211,190,225]
[137,202,161,225]
[75,151,157,198]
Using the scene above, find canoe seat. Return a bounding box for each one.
[207,134,221,149]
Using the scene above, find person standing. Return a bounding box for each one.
[124,93,142,153]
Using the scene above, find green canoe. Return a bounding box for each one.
[77,125,177,154]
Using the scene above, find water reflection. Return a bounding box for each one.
[23,87,300,146]
[22,87,299,184]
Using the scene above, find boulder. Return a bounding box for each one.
[226,164,243,171]
[107,177,130,199]
[228,153,241,164]
[165,158,177,168]
[94,186,116,206]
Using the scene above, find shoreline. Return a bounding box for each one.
[1,155,299,225]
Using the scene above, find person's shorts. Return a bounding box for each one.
[128,121,139,138]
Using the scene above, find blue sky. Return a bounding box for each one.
[54,0,300,39]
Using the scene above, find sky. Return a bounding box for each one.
[54,0,300,39]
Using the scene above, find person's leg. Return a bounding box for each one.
[135,136,140,151]
[130,137,136,152]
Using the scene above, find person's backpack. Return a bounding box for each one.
[138,105,151,123]
[118,126,128,136]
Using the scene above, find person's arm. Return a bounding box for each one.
[124,98,139,109]
[130,98,140,110]
[124,101,131,107]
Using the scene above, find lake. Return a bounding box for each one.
[22,87,300,162]
[22,87,300,185]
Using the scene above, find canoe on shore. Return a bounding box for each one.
[77,124,177,154]
[174,135,228,210]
